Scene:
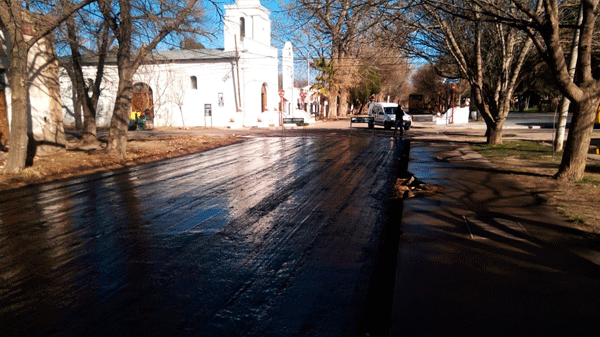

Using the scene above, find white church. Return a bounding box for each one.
[61,0,305,129]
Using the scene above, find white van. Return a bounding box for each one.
[367,102,411,130]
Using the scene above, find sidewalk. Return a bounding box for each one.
[389,140,600,336]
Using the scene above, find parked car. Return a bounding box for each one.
[367,102,411,130]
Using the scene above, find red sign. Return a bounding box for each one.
[301,91,307,100]
[278,89,285,98]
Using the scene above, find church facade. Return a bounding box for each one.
[61,0,285,128]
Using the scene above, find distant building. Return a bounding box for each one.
[295,85,323,117]
[60,0,288,128]
[282,41,294,113]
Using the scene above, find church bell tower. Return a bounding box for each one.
[223,0,272,51]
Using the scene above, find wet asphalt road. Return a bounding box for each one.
[0,136,406,337]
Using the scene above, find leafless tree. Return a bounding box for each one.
[58,4,113,145]
[468,0,600,181]
[408,0,538,144]
[290,0,405,118]
[98,0,208,158]
[412,63,445,110]
[1,0,95,173]
[551,1,582,152]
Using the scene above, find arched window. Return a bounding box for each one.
[240,17,246,39]
[190,76,197,90]
[261,83,268,112]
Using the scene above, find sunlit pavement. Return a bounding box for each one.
[389,141,600,336]
[0,136,407,336]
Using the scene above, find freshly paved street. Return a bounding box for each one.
[0,136,406,337]
[1,117,599,336]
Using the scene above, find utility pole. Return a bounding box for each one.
[235,35,242,112]
[307,53,310,88]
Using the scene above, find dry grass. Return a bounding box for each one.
[471,140,600,233]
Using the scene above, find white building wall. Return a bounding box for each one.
[28,38,61,139]
[61,60,238,128]
[60,0,285,129]
[238,44,278,126]
[2,28,65,154]
[60,65,117,128]
[224,0,279,127]
[135,61,237,128]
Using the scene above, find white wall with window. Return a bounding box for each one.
[60,0,287,128]
[61,55,239,128]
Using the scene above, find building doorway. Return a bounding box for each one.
[132,82,154,129]
[261,83,268,112]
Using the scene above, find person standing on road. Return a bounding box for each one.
[395,105,405,136]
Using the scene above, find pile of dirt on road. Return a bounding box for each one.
[0,135,241,191]
[394,174,443,199]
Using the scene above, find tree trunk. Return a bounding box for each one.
[487,119,505,145]
[107,69,134,159]
[67,14,98,145]
[339,90,349,117]
[4,43,30,173]
[554,6,581,153]
[471,84,499,144]
[82,101,98,144]
[555,99,597,181]
[329,93,338,120]
[72,84,83,130]
[178,106,186,129]
[0,88,8,149]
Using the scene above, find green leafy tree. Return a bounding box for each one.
[292,0,397,118]
[349,67,381,114]
[310,56,337,118]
